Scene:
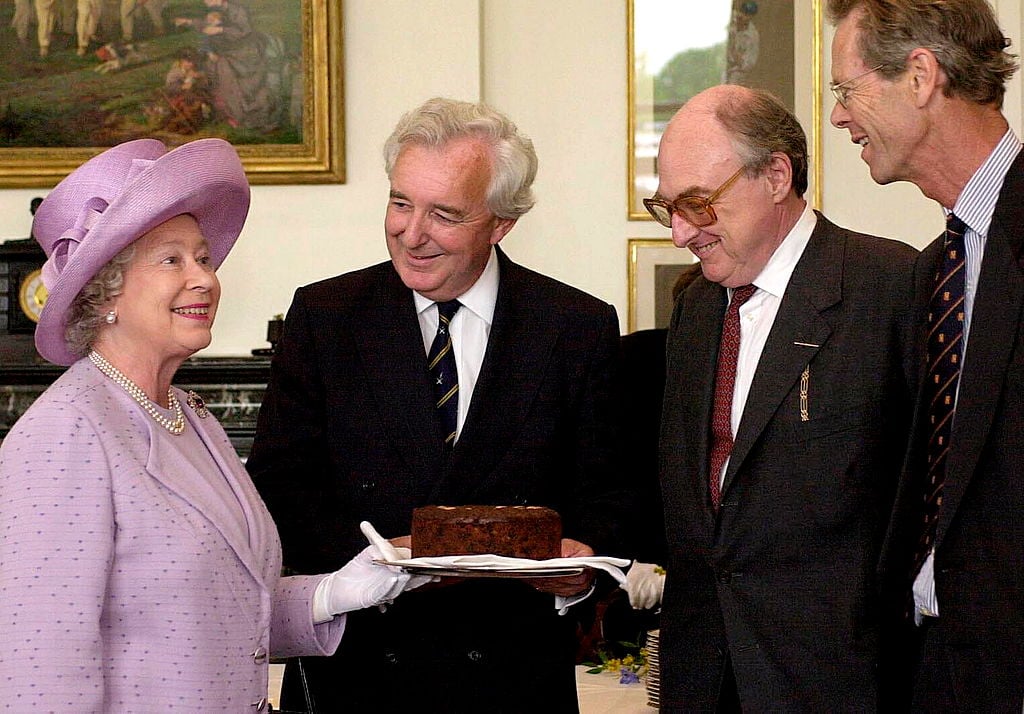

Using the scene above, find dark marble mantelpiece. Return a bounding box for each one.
[0,356,271,458]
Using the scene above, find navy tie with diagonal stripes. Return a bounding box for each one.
[912,214,967,579]
[428,300,461,447]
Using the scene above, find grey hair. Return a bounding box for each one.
[382,97,538,219]
[827,0,1018,107]
[714,87,809,198]
[64,244,135,358]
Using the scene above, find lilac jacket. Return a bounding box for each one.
[0,359,344,712]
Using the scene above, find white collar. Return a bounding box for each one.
[748,203,817,299]
[413,246,500,325]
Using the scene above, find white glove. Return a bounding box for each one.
[623,561,665,610]
[357,521,435,594]
[312,523,434,623]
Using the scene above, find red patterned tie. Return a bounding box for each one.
[709,284,757,509]
[911,214,967,578]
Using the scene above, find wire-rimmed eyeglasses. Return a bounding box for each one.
[643,166,746,229]
[830,64,887,108]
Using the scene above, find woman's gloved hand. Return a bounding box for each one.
[311,522,434,622]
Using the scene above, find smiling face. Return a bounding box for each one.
[105,214,220,367]
[655,105,785,288]
[385,137,515,302]
[829,10,919,186]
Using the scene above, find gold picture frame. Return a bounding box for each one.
[627,238,698,332]
[0,0,343,187]
[627,0,822,219]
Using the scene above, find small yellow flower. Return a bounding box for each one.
[584,640,650,680]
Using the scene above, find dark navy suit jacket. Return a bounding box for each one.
[658,213,918,712]
[881,153,1024,712]
[249,247,626,713]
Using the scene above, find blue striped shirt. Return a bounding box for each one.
[952,128,1022,346]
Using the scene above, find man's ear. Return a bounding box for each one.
[765,152,793,203]
[907,46,945,107]
[490,217,517,245]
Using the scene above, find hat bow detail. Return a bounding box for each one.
[41,198,107,289]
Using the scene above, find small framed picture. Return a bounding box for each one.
[627,238,698,332]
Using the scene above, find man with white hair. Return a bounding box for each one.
[250,97,627,713]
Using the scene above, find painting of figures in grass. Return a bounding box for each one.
[0,0,343,186]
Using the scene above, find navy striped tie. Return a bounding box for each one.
[427,300,461,447]
[912,214,966,579]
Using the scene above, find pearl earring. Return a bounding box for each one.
[105,310,117,325]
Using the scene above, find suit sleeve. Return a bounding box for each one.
[565,303,633,558]
[270,574,346,658]
[0,401,115,713]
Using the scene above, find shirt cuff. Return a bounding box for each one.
[554,583,596,616]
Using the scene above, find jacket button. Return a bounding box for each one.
[252,646,267,663]
[251,697,268,710]
[467,649,484,662]
[384,651,399,665]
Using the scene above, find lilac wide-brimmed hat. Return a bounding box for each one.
[32,138,250,366]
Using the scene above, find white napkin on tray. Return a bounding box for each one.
[381,554,631,585]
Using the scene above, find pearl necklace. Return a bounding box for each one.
[89,351,185,435]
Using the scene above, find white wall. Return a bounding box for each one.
[0,0,1020,355]
[480,1,655,315]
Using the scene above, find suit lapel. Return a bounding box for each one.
[354,268,447,491]
[146,408,266,585]
[937,167,1024,546]
[434,252,556,501]
[186,405,279,579]
[723,216,840,496]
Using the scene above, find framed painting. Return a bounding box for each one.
[0,0,343,187]
[627,238,698,332]
[627,0,822,218]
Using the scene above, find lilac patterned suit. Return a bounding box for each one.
[0,358,344,712]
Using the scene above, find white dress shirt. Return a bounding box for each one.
[717,204,817,487]
[413,248,500,442]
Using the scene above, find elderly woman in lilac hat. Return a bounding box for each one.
[0,138,425,712]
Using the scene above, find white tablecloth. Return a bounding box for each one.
[575,665,652,712]
[269,664,285,709]
[268,663,652,712]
